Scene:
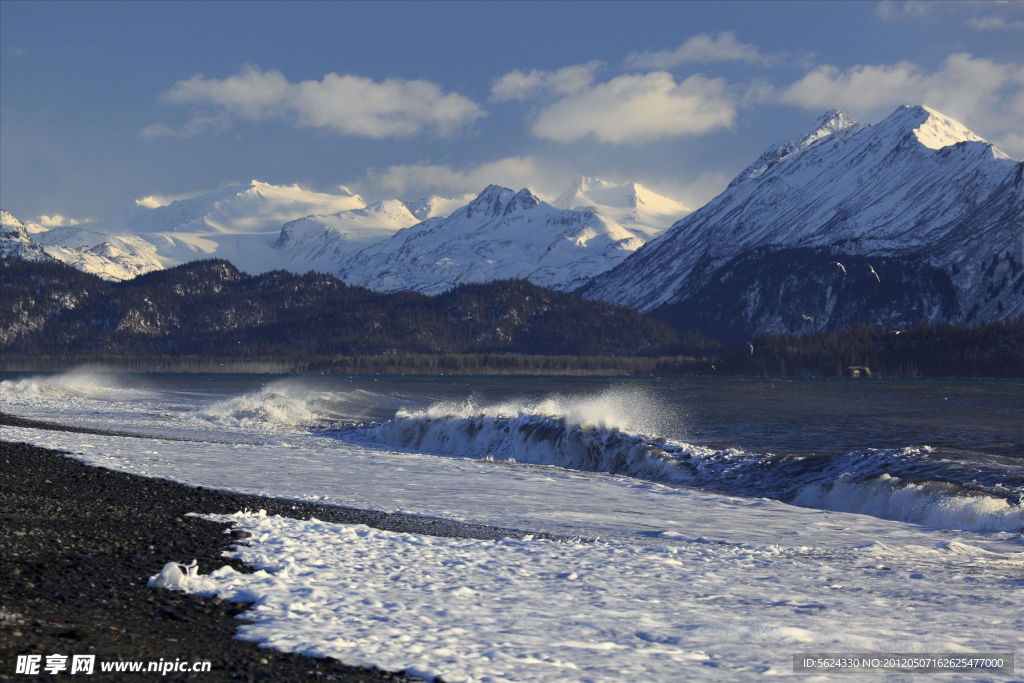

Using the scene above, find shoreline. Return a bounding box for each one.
[0,354,713,377]
[0,424,550,681]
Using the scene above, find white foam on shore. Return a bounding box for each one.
[794,473,1024,533]
[150,511,1024,683]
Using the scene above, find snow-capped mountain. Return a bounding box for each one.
[337,185,647,294]
[582,105,1023,339]
[273,200,423,272]
[105,180,367,235]
[552,177,691,239]
[11,181,476,280]
[2,209,165,280]
[6,181,370,279]
[1,210,52,263]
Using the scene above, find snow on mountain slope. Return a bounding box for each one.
[3,209,163,280]
[552,176,691,239]
[338,185,647,294]
[21,181,370,278]
[404,193,475,221]
[582,105,1024,331]
[102,180,367,235]
[1,210,52,263]
[273,200,422,272]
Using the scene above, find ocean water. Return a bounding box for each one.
[2,371,1021,532]
[2,371,1022,681]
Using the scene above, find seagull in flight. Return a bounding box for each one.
[829,261,847,276]
[869,264,880,282]
[800,314,815,324]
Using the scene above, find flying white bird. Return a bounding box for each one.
[829,261,847,276]
[869,264,880,282]
[800,314,815,324]
[747,342,754,355]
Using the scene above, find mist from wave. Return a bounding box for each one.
[192,379,418,431]
[0,369,152,402]
[337,390,1024,533]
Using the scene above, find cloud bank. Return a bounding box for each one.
[625,32,764,69]
[529,72,737,144]
[142,66,485,140]
[490,62,604,102]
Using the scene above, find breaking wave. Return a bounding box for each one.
[340,392,1024,533]
[193,381,399,430]
[0,370,150,402]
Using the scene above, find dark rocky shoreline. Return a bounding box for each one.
[0,425,543,681]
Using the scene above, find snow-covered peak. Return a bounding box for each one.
[552,176,691,239]
[809,109,855,133]
[464,185,517,219]
[1,209,24,229]
[504,188,541,214]
[403,193,474,221]
[874,105,989,150]
[336,186,651,294]
[101,180,367,237]
[1,209,31,243]
[273,198,422,272]
[584,103,1023,327]
[359,199,418,222]
[736,109,860,185]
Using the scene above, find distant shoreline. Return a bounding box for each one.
[0,353,714,376]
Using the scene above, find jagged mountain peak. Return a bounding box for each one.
[874,104,988,150]
[464,185,544,219]
[1,209,32,244]
[583,103,1023,333]
[466,185,516,218]
[336,183,650,295]
[736,109,860,185]
[1,209,26,231]
[504,188,541,214]
[809,108,855,131]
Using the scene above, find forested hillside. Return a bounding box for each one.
[0,258,683,358]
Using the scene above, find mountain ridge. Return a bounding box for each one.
[580,104,1023,338]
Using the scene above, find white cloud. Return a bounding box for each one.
[780,53,1024,156]
[490,61,604,102]
[529,72,737,145]
[875,0,1024,30]
[36,215,80,227]
[873,1,936,21]
[625,32,764,69]
[143,65,485,140]
[139,113,231,140]
[362,156,568,200]
[9,45,26,58]
[968,16,1024,31]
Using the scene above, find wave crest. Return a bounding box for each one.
[0,370,148,401]
[344,393,1024,534]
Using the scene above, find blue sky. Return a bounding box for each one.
[1,0,1021,224]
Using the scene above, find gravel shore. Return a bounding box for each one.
[0,420,544,681]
